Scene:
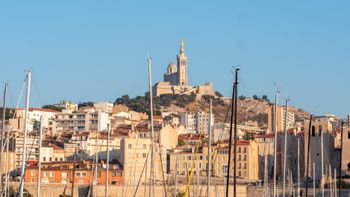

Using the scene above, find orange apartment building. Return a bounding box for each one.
[24,161,123,185]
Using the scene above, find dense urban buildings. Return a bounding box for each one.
[0,40,348,197]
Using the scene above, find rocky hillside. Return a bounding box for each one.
[114,94,310,128]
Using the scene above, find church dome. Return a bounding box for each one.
[167,63,177,74]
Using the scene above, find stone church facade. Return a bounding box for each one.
[153,40,215,97]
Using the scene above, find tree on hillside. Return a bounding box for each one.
[252,95,259,100]
[42,105,64,112]
[0,108,15,119]
[239,95,246,100]
[261,95,270,102]
[78,102,94,109]
[215,91,223,98]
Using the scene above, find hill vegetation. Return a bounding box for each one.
[115,92,308,128]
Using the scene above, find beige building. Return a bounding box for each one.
[0,151,16,175]
[41,143,65,162]
[341,119,350,176]
[94,102,113,113]
[9,108,58,133]
[15,133,39,168]
[153,40,215,97]
[86,131,122,161]
[159,124,178,149]
[267,105,295,133]
[119,131,166,186]
[168,140,259,180]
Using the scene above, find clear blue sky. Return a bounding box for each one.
[0,1,349,117]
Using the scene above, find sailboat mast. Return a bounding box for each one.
[105,124,110,197]
[147,57,156,197]
[19,70,31,197]
[334,168,337,197]
[273,85,279,197]
[0,82,7,192]
[282,98,289,197]
[339,121,344,197]
[305,115,313,196]
[297,138,300,197]
[174,154,178,197]
[207,98,212,197]
[37,119,43,197]
[225,68,239,197]
[233,69,239,197]
[264,143,268,197]
[313,162,316,197]
[94,130,99,197]
[321,125,324,197]
[37,123,43,193]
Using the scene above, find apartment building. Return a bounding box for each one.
[50,110,110,133]
[119,132,166,186]
[9,108,58,132]
[267,105,295,133]
[24,161,123,185]
[40,143,65,162]
[168,140,259,180]
[179,112,215,134]
[15,133,39,168]
[86,131,121,161]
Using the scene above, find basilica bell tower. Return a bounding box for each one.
[177,40,188,86]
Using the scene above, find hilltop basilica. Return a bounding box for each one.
[153,40,215,97]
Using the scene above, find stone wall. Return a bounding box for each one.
[9,183,247,197]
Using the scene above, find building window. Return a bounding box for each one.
[223,166,228,174]
[31,170,35,177]
[112,172,117,177]
[62,172,67,179]
[312,126,316,137]
[128,144,132,149]
[76,172,81,177]
[82,172,87,177]
[143,153,147,158]
[49,172,54,177]
[43,157,46,162]
[319,126,322,137]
